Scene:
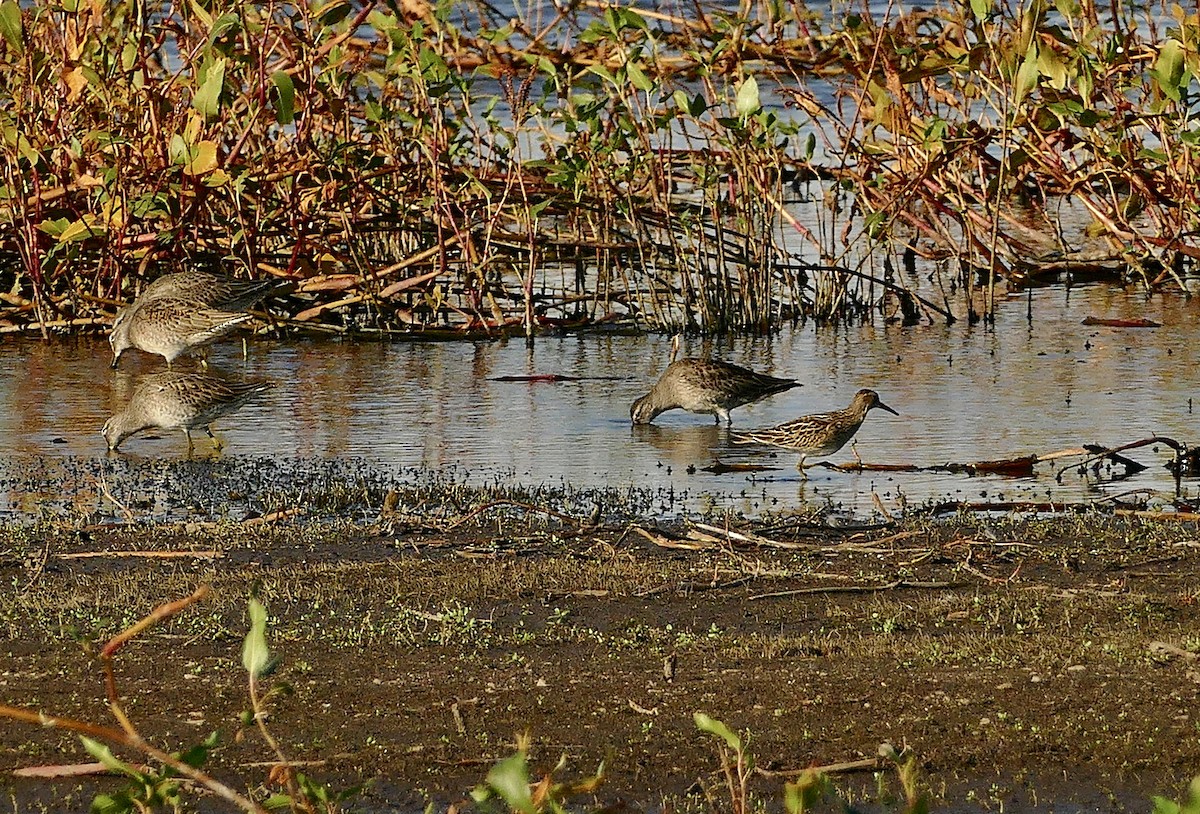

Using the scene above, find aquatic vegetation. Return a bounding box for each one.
[0,0,1194,337]
[471,734,605,814]
[0,589,366,814]
[1154,776,1200,814]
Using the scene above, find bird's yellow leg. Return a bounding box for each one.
[204,426,224,451]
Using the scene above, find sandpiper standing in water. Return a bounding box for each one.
[630,358,801,425]
[109,296,252,369]
[733,389,898,476]
[108,271,292,369]
[131,270,292,311]
[102,371,273,453]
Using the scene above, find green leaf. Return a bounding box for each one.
[693,712,742,752]
[625,60,652,93]
[208,12,240,44]
[177,732,219,769]
[1013,41,1039,106]
[1036,47,1068,90]
[585,63,616,84]
[314,0,352,26]
[168,133,189,165]
[0,0,22,54]
[735,76,760,118]
[37,217,71,237]
[270,71,295,125]
[784,769,828,814]
[263,792,297,810]
[968,0,990,22]
[483,752,536,814]
[242,598,271,677]
[1152,39,1185,102]
[81,737,139,779]
[58,215,102,243]
[1160,777,1200,814]
[193,57,226,119]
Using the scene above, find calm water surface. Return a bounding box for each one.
[2,283,1198,518]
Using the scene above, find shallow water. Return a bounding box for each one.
[2,282,1198,519]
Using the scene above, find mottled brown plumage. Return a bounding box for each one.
[136,271,292,311]
[109,272,292,369]
[102,371,273,452]
[733,389,898,474]
[630,358,800,425]
[110,296,252,369]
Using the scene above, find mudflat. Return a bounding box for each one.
[1,479,1198,813]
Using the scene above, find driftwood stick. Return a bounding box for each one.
[55,550,224,560]
[756,755,881,778]
[750,580,958,600]
[635,526,713,551]
[0,317,111,334]
[1055,435,1185,481]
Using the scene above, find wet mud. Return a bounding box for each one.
[1,459,1198,812]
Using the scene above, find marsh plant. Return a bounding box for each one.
[0,588,363,814]
[0,0,1196,338]
[693,713,929,814]
[470,731,605,814]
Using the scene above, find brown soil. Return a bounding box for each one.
[1,506,1199,813]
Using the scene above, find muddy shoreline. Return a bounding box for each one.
[1,468,1199,812]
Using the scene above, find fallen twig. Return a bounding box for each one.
[749,580,959,600]
[55,550,224,560]
[1055,436,1185,481]
[1148,641,1199,662]
[756,755,880,778]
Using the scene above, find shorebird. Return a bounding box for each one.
[102,371,273,452]
[630,358,801,425]
[733,388,898,475]
[109,272,293,369]
[109,296,252,369]
[134,271,292,311]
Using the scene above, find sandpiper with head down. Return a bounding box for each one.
[109,271,293,369]
[102,371,273,453]
[109,296,252,369]
[732,388,898,475]
[133,270,293,312]
[630,358,801,425]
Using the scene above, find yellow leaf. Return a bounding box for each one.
[184,112,203,144]
[62,67,87,99]
[101,198,126,229]
[183,140,219,176]
[58,215,102,243]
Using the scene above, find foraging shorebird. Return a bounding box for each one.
[630,358,801,425]
[733,389,898,475]
[134,271,292,311]
[102,371,272,452]
[109,271,293,369]
[109,296,252,369]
